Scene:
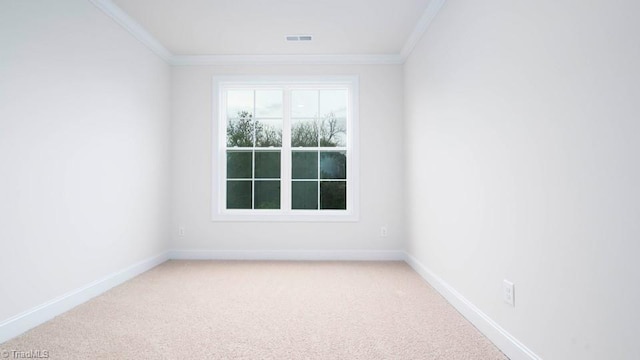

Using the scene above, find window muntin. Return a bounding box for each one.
[290,89,348,211]
[225,89,283,210]
[226,150,281,209]
[214,77,358,221]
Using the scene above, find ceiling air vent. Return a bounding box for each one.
[286,35,313,42]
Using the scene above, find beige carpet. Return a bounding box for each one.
[1,261,507,359]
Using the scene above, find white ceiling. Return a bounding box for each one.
[110,0,434,56]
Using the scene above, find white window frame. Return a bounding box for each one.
[211,76,360,222]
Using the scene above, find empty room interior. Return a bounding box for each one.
[1,0,638,359]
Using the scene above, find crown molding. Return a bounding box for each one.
[90,0,445,66]
[89,0,172,62]
[400,0,447,60]
[170,54,404,66]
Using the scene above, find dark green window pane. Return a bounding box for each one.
[320,151,346,179]
[255,181,280,209]
[227,181,252,209]
[292,181,318,210]
[292,151,318,179]
[255,151,280,179]
[227,151,252,179]
[320,181,346,210]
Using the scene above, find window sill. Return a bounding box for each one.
[211,210,359,222]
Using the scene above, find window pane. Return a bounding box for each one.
[227,115,254,147]
[292,90,319,118]
[319,115,346,147]
[320,151,346,179]
[291,119,318,147]
[255,151,280,179]
[255,90,282,118]
[227,180,252,209]
[255,119,282,147]
[221,83,352,215]
[227,151,252,178]
[292,151,318,179]
[292,181,318,210]
[255,181,280,209]
[227,90,254,118]
[320,90,347,118]
[320,181,346,210]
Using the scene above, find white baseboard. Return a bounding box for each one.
[0,252,169,344]
[403,253,541,360]
[168,249,405,261]
[1,248,538,360]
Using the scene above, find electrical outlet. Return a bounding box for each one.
[380,226,388,237]
[503,280,515,306]
[178,227,185,236]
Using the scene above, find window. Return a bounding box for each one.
[212,77,359,221]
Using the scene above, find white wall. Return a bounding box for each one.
[171,65,404,252]
[404,0,640,359]
[0,0,171,323]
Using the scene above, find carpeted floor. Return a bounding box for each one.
[1,261,507,359]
